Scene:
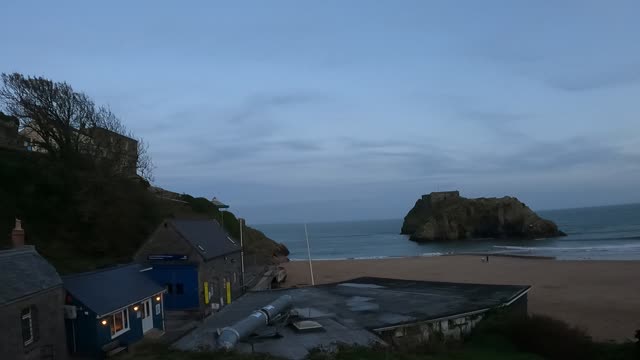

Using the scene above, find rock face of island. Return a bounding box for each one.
[401,191,566,242]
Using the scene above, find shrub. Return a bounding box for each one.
[471,311,640,360]
[506,314,594,360]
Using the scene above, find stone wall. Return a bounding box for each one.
[422,191,460,205]
[198,251,243,315]
[135,221,244,314]
[0,287,68,360]
[0,114,21,150]
[378,312,484,348]
[378,292,528,349]
[133,222,200,264]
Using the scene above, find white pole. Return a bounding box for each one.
[304,223,315,286]
[240,218,245,289]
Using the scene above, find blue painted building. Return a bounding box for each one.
[134,219,243,314]
[62,264,165,357]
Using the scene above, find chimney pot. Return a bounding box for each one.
[11,218,25,247]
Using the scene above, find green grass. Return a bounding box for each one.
[124,334,544,360]
[124,342,279,360]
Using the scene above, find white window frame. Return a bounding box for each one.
[109,308,130,339]
[21,308,34,346]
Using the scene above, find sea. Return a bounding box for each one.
[255,203,640,261]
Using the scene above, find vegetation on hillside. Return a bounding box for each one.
[0,74,287,273]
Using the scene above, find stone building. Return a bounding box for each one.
[134,219,243,314]
[0,112,22,150]
[0,221,67,360]
[14,122,139,176]
[84,127,138,176]
[174,277,530,359]
[63,264,165,357]
[423,190,460,205]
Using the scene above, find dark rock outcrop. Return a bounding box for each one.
[401,191,566,242]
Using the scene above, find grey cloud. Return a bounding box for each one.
[486,137,640,174]
[158,137,324,169]
[275,139,323,152]
[229,91,329,124]
[547,63,640,92]
[458,110,530,123]
[458,109,532,141]
[343,138,409,150]
[137,90,328,137]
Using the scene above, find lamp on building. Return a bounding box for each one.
[155,296,161,301]
[101,319,108,326]
[133,305,140,311]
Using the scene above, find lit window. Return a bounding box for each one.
[109,308,130,338]
[21,307,33,346]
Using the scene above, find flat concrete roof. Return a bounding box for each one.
[173,277,529,359]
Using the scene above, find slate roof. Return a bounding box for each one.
[174,277,531,358]
[0,246,63,306]
[171,219,241,260]
[63,263,165,317]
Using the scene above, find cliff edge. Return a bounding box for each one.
[401,191,566,242]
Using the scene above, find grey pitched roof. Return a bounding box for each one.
[171,219,241,260]
[0,246,62,306]
[211,198,229,209]
[63,263,165,317]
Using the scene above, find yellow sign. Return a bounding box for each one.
[226,281,231,304]
[204,282,209,304]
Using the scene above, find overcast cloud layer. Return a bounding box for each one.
[2,1,639,223]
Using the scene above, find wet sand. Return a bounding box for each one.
[281,255,640,341]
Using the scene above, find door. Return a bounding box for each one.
[142,298,153,333]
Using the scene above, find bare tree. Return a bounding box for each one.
[0,73,153,180]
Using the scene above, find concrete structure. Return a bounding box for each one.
[14,123,138,176]
[174,277,530,359]
[0,245,67,360]
[422,191,460,206]
[63,264,165,358]
[135,219,243,314]
[0,112,22,150]
[84,127,138,176]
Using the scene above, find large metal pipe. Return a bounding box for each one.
[261,294,292,322]
[217,295,293,350]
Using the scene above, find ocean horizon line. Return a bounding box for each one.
[254,201,640,226]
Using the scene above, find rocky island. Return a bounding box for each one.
[401,191,566,242]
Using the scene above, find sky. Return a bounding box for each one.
[1,1,640,224]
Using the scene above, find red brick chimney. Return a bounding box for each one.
[11,218,25,247]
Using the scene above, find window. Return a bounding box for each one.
[109,308,130,338]
[21,307,33,346]
[166,283,173,294]
[176,283,184,294]
[155,303,161,315]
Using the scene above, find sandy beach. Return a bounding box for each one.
[281,255,640,342]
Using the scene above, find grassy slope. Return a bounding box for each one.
[123,335,543,360]
[0,148,287,274]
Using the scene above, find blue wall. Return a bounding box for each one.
[66,295,165,357]
[146,264,199,309]
[65,298,98,356]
